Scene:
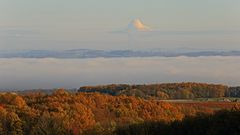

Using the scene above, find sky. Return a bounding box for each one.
[1,0,240,50]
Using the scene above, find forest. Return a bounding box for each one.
[0,86,240,135]
[79,82,240,99]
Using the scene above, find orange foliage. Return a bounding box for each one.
[0,90,238,134]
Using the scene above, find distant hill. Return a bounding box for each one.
[1,49,240,58]
[78,82,240,99]
[1,83,239,100]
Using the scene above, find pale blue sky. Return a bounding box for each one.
[1,0,240,50]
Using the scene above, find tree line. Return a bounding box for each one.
[79,83,240,99]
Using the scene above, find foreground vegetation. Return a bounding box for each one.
[0,88,239,135]
[116,108,240,135]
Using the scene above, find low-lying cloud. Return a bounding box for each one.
[0,56,240,90]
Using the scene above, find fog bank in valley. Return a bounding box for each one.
[0,56,240,90]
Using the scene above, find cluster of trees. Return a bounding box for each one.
[115,108,240,135]
[0,89,239,134]
[228,87,240,97]
[79,83,230,99]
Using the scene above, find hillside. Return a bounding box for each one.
[0,89,239,134]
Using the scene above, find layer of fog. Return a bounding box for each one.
[0,56,240,90]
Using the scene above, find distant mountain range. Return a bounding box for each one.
[1,49,240,59]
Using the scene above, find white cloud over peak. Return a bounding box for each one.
[127,19,151,32]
